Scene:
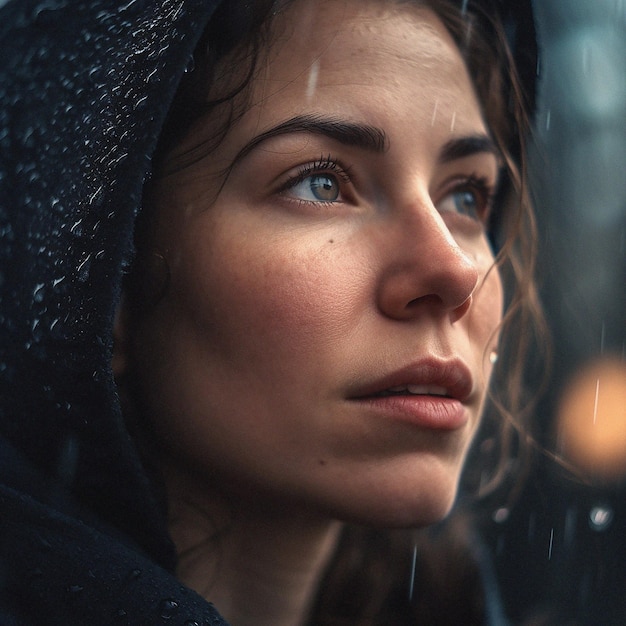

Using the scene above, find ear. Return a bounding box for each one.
[112,294,130,379]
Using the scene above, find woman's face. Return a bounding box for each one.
[128,0,503,527]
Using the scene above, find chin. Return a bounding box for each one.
[325,473,462,530]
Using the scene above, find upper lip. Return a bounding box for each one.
[349,358,474,402]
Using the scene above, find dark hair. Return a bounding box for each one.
[129,0,545,622]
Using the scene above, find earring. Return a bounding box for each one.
[489,350,499,365]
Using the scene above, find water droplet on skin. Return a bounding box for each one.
[306,60,319,101]
[159,599,179,620]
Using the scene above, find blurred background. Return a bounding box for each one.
[486,1,626,623]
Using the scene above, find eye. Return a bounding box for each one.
[437,176,494,223]
[278,155,351,207]
[290,173,341,203]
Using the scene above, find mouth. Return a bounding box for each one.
[349,359,474,430]
[373,384,450,398]
[351,358,473,402]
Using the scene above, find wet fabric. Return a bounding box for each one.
[0,0,229,623]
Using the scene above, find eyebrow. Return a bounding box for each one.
[230,115,498,171]
[231,114,389,165]
[438,134,500,163]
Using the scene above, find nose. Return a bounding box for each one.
[377,206,479,322]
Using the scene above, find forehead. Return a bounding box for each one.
[231,0,485,151]
[165,0,489,177]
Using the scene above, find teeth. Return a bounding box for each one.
[407,385,448,396]
[381,385,449,396]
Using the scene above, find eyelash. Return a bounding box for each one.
[278,154,352,205]
[277,157,497,221]
[454,174,496,214]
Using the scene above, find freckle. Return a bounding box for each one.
[328,239,334,244]
[318,459,327,466]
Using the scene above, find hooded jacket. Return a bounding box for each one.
[0,0,229,623]
[0,1,536,624]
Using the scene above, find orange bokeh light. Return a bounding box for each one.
[556,357,626,481]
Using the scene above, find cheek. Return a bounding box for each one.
[161,222,362,390]
[189,232,361,352]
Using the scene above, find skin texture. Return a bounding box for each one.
[117,1,504,624]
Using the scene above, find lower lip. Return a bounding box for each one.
[354,395,469,431]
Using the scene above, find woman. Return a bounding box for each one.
[0,0,538,624]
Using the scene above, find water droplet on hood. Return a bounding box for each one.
[159,598,179,620]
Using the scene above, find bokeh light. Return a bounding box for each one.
[556,357,626,481]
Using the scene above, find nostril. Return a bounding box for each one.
[405,292,473,320]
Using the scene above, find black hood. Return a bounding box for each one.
[0,0,229,623]
[0,0,536,623]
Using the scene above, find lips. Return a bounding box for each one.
[349,358,474,431]
[351,359,473,402]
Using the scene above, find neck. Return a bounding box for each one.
[165,466,342,626]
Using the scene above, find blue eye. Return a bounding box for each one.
[451,189,480,218]
[290,174,341,203]
[438,177,493,223]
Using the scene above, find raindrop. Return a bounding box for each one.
[184,56,195,74]
[589,505,613,531]
[431,99,439,126]
[184,622,200,626]
[159,599,179,621]
[70,219,83,235]
[33,283,45,302]
[57,433,79,485]
[408,543,417,602]
[564,506,577,547]
[37,535,52,550]
[492,507,509,523]
[88,186,103,206]
[130,568,142,579]
[306,60,320,101]
[77,253,92,282]
[67,585,84,593]
[547,528,554,560]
